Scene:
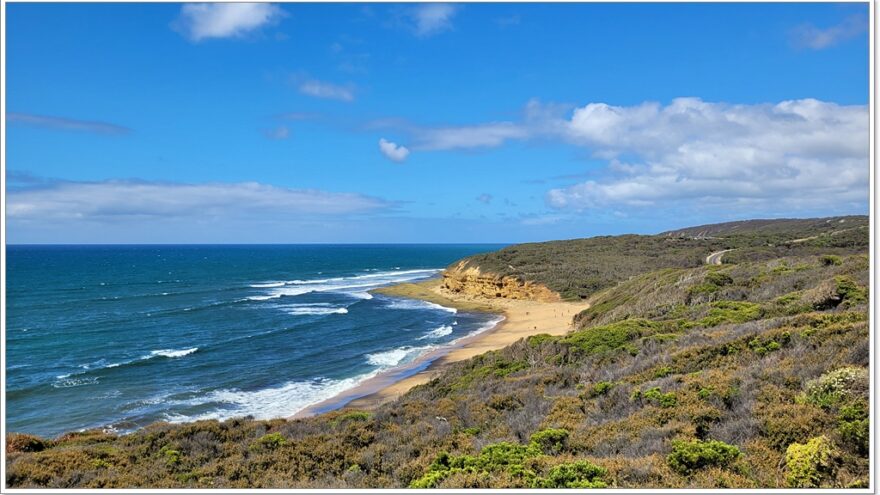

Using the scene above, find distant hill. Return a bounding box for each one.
[662,215,867,239]
[451,216,868,300]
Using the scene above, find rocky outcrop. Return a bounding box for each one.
[441,262,560,302]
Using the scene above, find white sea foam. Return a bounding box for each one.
[52,376,99,388]
[162,371,383,423]
[247,269,440,302]
[365,345,432,367]
[249,282,286,288]
[453,316,506,343]
[279,303,349,316]
[149,348,199,359]
[385,298,457,314]
[418,325,453,340]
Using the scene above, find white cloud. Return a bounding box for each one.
[379,138,410,162]
[476,193,493,204]
[7,113,130,135]
[790,15,866,50]
[7,180,388,222]
[413,122,529,150]
[409,3,457,37]
[298,79,355,102]
[264,126,289,140]
[548,98,868,212]
[174,3,284,42]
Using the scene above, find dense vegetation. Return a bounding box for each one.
[5,217,870,489]
[454,215,867,300]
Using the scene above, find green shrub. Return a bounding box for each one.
[252,432,286,450]
[337,411,372,423]
[803,367,869,409]
[834,276,867,307]
[159,446,182,466]
[410,442,541,488]
[562,319,657,356]
[837,404,869,455]
[527,333,555,347]
[698,301,763,327]
[532,460,608,488]
[643,387,677,408]
[785,436,838,488]
[653,366,674,378]
[705,271,734,287]
[529,428,569,455]
[667,439,742,474]
[588,381,614,398]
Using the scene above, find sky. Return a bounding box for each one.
[5,2,871,243]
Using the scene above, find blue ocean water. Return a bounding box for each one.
[6,244,504,437]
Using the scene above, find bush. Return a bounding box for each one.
[785,436,838,488]
[803,367,869,409]
[588,381,614,398]
[6,433,51,454]
[837,404,869,455]
[698,301,763,327]
[529,428,569,455]
[667,439,742,474]
[562,319,657,356]
[643,387,677,408]
[834,276,867,307]
[532,461,608,488]
[252,432,286,450]
[410,441,541,488]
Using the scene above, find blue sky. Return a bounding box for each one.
[6,2,870,243]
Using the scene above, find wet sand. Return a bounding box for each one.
[293,279,589,417]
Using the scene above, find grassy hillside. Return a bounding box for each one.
[5,218,870,489]
[454,215,867,300]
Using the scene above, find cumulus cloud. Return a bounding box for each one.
[7,113,130,135]
[174,3,285,42]
[408,3,457,37]
[548,98,868,212]
[7,179,389,222]
[378,138,410,162]
[298,79,355,102]
[790,15,867,50]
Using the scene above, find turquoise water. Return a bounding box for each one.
[6,244,503,437]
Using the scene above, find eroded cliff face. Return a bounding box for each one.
[441,262,561,302]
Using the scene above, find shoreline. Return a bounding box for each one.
[293,278,589,417]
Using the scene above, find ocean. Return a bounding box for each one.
[6,244,504,437]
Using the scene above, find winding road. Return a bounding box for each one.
[706,249,733,265]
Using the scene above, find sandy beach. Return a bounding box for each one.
[294,278,589,417]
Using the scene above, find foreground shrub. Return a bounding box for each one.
[251,432,286,450]
[834,276,867,308]
[532,461,608,488]
[785,436,838,488]
[529,428,569,455]
[6,433,51,454]
[410,442,540,488]
[837,404,869,455]
[803,367,869,409]
[667,439,742,474]
[562,319,657,356]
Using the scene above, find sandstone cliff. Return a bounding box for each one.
[441,261,561,302]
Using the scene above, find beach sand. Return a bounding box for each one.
[294,279,589,417]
